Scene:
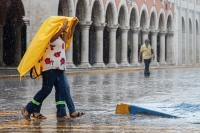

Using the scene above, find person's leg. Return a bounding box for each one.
[147,59,151,76]
[62,71,75,114]
[62,71,85,118]
[24,70,58,119]
[54,70,67,118]
[144,59,148,76]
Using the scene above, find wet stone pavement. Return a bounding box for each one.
[0,68,200,132]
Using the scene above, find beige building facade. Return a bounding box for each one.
[0,0,175,68]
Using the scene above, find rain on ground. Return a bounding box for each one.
[0,67,200,132]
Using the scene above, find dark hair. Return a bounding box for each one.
[145,39,150,43]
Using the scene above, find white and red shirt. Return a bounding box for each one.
[40,37,66,72]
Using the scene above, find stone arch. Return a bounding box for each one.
[140,4,149,29]
[89,0,104,65]
[58,0,75,16]
[91,0,105,23]
[149,10,157,30]
[158,9,165,31]
[105,0,118,25]
[75,0,90,21]
[166,15,173,31]
[3,0,25,66]
[129,3,140,28]
[182,17,186,64]
[166,10,173,31]
[118,6,127,26]
[118,0,129,26]
[103,0,118,64]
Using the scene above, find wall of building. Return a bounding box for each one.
[175,0,200,65]
[0,0,176,67]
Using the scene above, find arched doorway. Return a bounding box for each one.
[149,12,158,64]
[139,9,149,62]
[150,12,156,30]
[116,6,126,64]
[128,8,137,64]
[182,17,186,65]
[129,7,139,66]
[2,0,25,66]
[103,3,114,65]
[89,0,102,66]
[73,0,87,66]
[140,10,148,44]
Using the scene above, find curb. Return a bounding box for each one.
[0,66,200,78]
[115,103,178,118]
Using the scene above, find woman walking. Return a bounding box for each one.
[21,18,85,121]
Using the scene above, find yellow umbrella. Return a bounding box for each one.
[17,16,78,80]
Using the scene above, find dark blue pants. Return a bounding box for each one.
[25,69,73,117]
[61,70,75,114]
[144,59,151,76]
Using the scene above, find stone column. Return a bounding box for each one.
[93,23,106,68]
[79,21,92,68]
[166,31,174,65]
[22,16,30,47]
[66,40,75,68]
[130,27,140,66]
[159,31,167,65]
[141,29,149,44]
[0,24,5,66]
[119,26,130,67]
[151,30,159,66]
[14,26,22,66]
[106,24,118,68]
[63,4,75,68]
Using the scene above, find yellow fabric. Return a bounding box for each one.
[140,43,153,59]
[17,16,78,80]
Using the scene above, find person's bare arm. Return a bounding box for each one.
[62,31,67,43]
[50,21,68,43]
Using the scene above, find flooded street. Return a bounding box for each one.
[0,68,200,132]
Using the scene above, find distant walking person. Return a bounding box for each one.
[138,39,155,77]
